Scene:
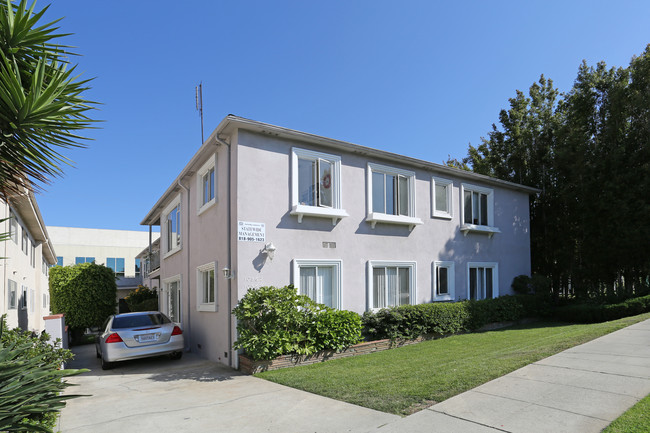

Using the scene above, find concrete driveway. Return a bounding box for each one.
[58,344,399,433]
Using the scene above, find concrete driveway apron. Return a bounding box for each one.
[58,344,398,433]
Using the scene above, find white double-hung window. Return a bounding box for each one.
[290,147,348,224]
[368,261,416,310]
[293,259,342,309]
[432,177,453,219]
[460,183,500,236]
[163,196,182,257]
[467,262,499,300]
[196,262,217,312]
[433,261,455,301]
[197,154,216,215]
[367,163,422,230]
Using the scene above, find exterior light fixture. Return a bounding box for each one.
[222,267,234,280]
[261,242,276,261]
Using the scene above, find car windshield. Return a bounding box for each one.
[112,313,170,329]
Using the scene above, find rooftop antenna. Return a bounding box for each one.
[195,82,204,144]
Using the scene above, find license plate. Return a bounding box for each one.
[137,333,159,343]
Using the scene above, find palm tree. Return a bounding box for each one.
[0,0,96,199]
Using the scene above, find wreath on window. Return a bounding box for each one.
[322,173,331,189]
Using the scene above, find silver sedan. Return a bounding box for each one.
[95,311,184,370]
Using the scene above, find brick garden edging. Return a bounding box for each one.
[238,319,533,374]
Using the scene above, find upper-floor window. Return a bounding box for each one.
[367,163,422,230]
[460,183,500,236]
[290,147,347,224]
[42,257,48,275]
[30,242,35,268]
[21,229,28,254]
[293,259,342,309]
[432,177,453,219]
[368,261,416,310]
[197,154,217,215]
[163,196,182,256]
[467,262,499,300]
[56,256,63,267]
[106,258,125,277]
[9,211,18,244]
[135,258,141,277]
[75,257,95,264]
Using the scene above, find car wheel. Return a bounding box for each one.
[169,351,183,360]
[101,356,113,370]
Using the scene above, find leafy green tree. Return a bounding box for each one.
[0,0,96,199]
[461,46,650,299]
[49,262,117,338]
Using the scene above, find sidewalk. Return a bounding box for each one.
[378,318,650,432]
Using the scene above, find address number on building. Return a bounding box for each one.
[237,221,266,242]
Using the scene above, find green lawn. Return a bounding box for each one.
[257,312,650,415]
[603,393,650,433]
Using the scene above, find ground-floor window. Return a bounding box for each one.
[162,276,182,323]
[467,262,498,300]
[196,262,217,312]
[7,280,17,309]
[433,261,455,301]
[368,261,416,309]
[293,260,342,309]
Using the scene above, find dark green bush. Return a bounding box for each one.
[511,275,532,294]
[232,286,362,360]
[125,285,158,312]
[363,296,528,341]
[49,262,117,334]
[552,294,650,323]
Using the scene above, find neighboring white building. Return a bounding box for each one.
[1,186,56,332]
[47,227,159,301]
[141,115,538,368]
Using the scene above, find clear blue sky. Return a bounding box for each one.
[35,0,650,231]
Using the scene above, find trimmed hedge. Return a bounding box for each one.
[233,286,362,361]
[363,296,528,341]
[552,294,650,323]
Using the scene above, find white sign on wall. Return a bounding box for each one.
[237,221,266,242]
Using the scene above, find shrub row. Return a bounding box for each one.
[232,286,362,361]
[362,295,527,341]
[552,294,650,323]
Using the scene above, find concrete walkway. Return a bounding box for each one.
[59,319,650,433]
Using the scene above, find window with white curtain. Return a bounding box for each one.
[293,260,342,309]
[368,261,416,309]
[467,262,498,300]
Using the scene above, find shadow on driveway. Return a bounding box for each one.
[66,342,238,382]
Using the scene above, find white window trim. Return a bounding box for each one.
[433,261,455,301]
[197,153,217,216]
[162,195,182,259]
[367,163,423,230]
[466,262,499,300]
[460,183,500,237]
[367,260,417,311]
[292,259,342,309]
[431,176,453,219]
[290,147,348,225]
[162,274,182,322]
[7,280,17,310]
[196,262,217,312]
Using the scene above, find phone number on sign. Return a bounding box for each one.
[238,236,265,242]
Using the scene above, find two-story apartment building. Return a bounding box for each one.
[1,185,56,332]
[141,115,538,368]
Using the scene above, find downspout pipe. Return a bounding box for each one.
[214,136,234,367]
[177,179,191,352]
